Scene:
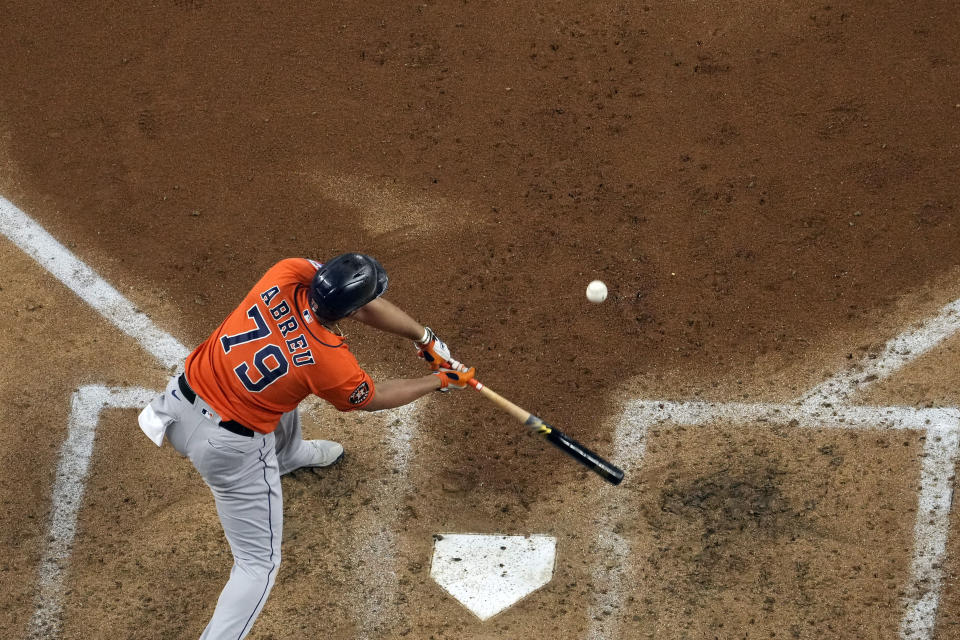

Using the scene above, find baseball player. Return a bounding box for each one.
[137,253,473,639]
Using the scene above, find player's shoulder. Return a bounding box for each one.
[297,330,367,387]
[271,257,322,272]
[263,258,323,283]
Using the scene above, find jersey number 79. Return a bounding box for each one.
[219,305,289,392]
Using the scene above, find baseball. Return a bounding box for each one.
[586,280,607,303]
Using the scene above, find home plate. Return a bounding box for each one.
[430,533,557,620]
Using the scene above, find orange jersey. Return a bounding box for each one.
[184,258,375,432]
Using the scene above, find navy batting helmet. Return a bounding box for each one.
[309,253,388,322]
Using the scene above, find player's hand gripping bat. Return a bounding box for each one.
[463,373,624,485]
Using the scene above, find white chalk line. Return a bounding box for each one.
[592,286,960,640]
[298,398,414,637]
[803,297,960,407]
[25,385,156,640]
[587,530,629,640]
[0,196,190,369]
[900,424,959,640]
[350,402,419,639]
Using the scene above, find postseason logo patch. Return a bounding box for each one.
[349,382,370,405]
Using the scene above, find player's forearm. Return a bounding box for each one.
[351,297,425,341]
[362,375,441,411]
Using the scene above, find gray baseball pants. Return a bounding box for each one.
[149,374,313,639]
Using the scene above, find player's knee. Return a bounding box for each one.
[234,553,281,582]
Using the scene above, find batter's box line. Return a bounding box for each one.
[26,385,156,640]
[591,399,960,640]
[588,291,960,640]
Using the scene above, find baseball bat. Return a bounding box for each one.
[467,378,624,486]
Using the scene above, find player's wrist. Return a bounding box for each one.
[415,326,432,345]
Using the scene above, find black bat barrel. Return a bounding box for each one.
[529,416,625,486]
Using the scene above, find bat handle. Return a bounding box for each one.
[467,377,532,423]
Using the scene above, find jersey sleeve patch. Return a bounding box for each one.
[349,381,370,405]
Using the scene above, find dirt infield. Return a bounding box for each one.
[2,1,960,638]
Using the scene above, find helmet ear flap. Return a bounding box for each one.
[373,259,388,298]
[309,253,388,322]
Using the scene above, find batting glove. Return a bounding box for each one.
[416,327,466,371]
[433,366,476,392]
